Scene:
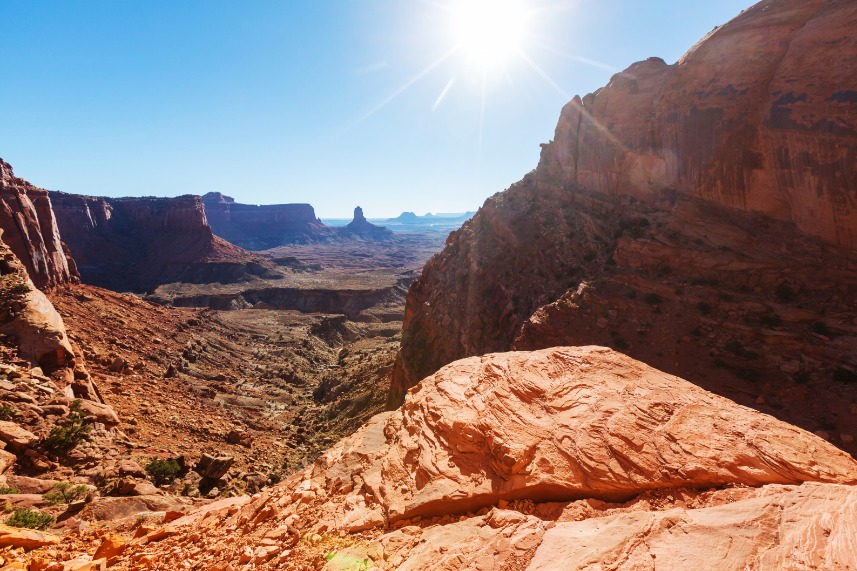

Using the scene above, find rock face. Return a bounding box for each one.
[539,0,857,250]
[202,192,338,249]
[0,158,78,289]
[49,192,279,292]
[117,347,857,569]
[391,0,857,457]
[339,206,394,240]
[0,228,75,369]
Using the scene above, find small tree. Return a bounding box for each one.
[43,399,90,452]
[43,482,90,505]
[146,458,181,486]
[6,508,54,530]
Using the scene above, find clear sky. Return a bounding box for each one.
[1,0,754,218]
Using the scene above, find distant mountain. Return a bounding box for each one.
[386,211,475,224]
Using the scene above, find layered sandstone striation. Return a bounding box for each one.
[114,347,857,569]
[539,0,857,250]
[392,0,857,456]
[0,158,78,289]
[50,192,280,292]
[202,192,338,249]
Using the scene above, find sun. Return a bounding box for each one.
[451,0,530,73]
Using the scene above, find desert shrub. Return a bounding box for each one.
[146,458,181,486]
[43,399,90,452]
[697,302,712,315]
[0,486,21,495]
[5,508,53,530]
[760,314,781,327]
[43,482,89,505]
[10,282,30,294]
[0,403,18,421]
[643,293,662,305]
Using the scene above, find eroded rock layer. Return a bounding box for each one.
[49,192,279,292]
[115,347,857,569]
[202,192,339,249]
[539,0,857,250]
[0,158,78,289]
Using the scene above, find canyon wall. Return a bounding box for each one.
[50,192,276,292]
[539,0,857,250]
[391,0,857,455]
[202,192,338,249]
[0,158,78,289]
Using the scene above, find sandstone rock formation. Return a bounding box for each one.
[202,192,338,249]
[49,192,280,292]
[391,0,857,458]
[0,158,78,289]
[539,0,857,250]
[339,206,394,240]
[115,347,857,569]
[0,229,75,369]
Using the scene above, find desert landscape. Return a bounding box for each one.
[0,0,856,569]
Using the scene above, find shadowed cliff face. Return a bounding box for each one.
[202,192,339,249]
[49,192,277,292]
[0,159,79,289]
[539,0,857,250]
[391,0,857,455]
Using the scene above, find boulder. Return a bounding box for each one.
[195,454,233,481]
[0,421,37,452]
[77,401,119,425]
[0,449,16,474]
[92,532,128,561]
[0,523,60,549]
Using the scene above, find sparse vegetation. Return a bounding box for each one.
[43,399,90,452]
[643,293,662,305]
[760,314,781,327]
[697,302,712,315]
[146,458,181,486]
[5,508,54,530]
[43,482,90,505]
[0,403,18,421]
[0,486,21,495]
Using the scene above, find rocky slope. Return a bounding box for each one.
[392,0,857,457]
[98,347,857,569]
[49,192,281,292]
[539,0,857,250]
[0,159,78,290]
[202,192,339,249]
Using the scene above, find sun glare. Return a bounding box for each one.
[452,0,529,72]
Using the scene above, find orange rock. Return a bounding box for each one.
[0,524,60,550]
[92,533,127,562]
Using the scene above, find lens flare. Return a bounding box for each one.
[451,0,529,72]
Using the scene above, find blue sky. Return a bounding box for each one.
[1,0,753,217]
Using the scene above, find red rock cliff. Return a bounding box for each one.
[539,0,857,249]
[391,0,857,456]
[0,158,79,289]
[202,192,338,249]
[49,192,271,292]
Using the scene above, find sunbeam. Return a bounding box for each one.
[433,78,456,111]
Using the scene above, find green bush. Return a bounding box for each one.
[43,399,90,452]
[145,458,181,486]
[5,508,54,530]
[0,404,18,421]
[43,482,90,505]
[0,486,21,495]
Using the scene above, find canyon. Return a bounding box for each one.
[0,0,855,569]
